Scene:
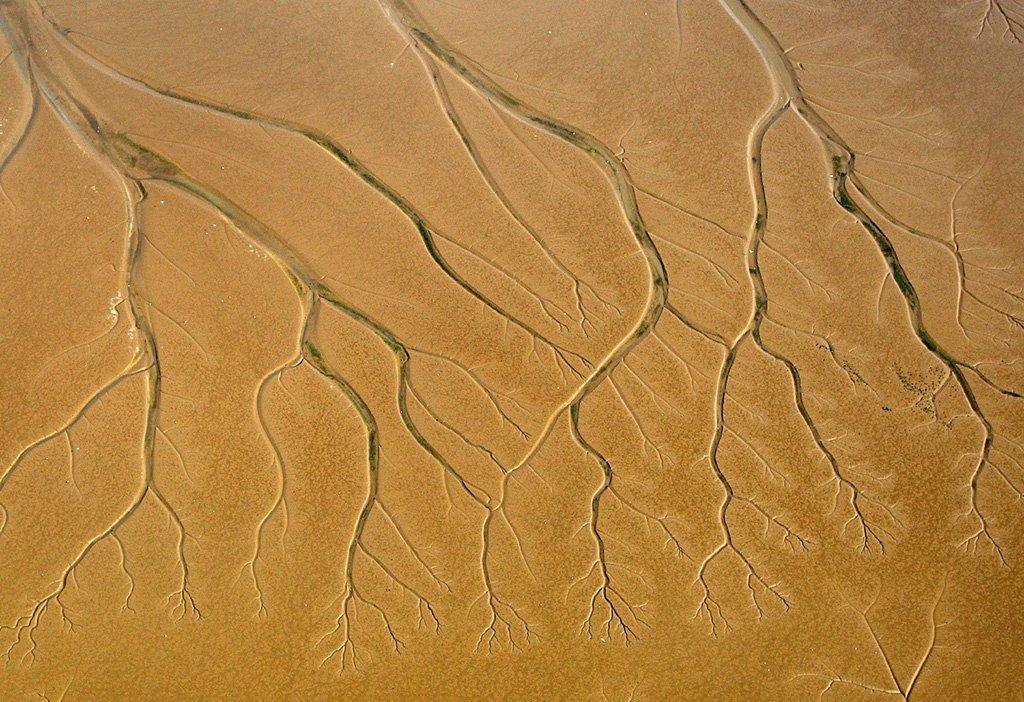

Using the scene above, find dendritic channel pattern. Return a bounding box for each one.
[0,0,1021,676]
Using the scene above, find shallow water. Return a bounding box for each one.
[1,0,1023,698]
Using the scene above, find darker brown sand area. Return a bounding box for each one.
[1,0,1023,698]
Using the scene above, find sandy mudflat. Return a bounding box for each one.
[1,0,1023,698]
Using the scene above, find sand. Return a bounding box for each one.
[1,0,1023,698]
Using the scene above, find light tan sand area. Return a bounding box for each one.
[1,0,1023,698]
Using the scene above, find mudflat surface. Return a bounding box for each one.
[1,0,1023,699]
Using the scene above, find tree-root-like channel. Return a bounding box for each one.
[0,0,1020,674]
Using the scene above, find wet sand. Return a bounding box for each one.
[1,0,1023,698]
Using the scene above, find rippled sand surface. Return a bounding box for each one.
[2,0,1024,698]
